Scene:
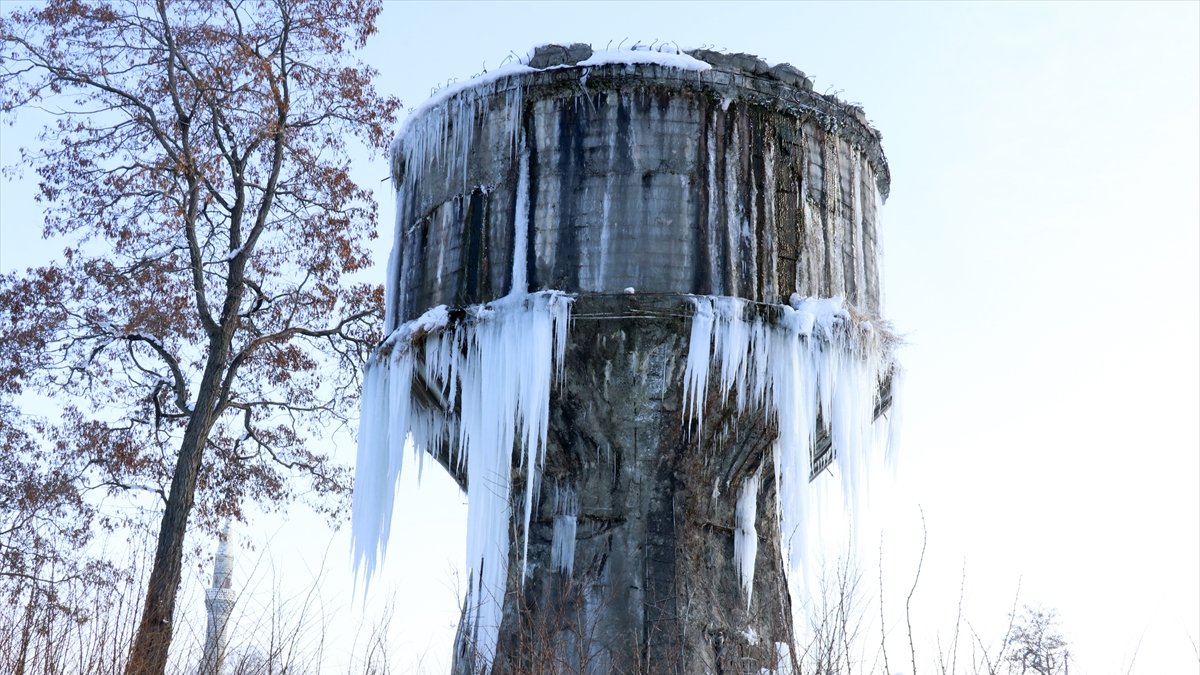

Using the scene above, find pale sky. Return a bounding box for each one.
[1,2,1197,673]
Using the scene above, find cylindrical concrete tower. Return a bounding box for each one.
[199,524,234,675]
[354,44,897,675]
[385,47,888,327]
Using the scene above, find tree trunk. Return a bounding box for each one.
[125,348,228,675]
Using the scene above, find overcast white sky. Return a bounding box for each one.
[2,2,1197,673]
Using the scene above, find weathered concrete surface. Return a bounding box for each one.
[511,295,792,674]
[425,295,797,674]
[392,45,891,674]
[389,47,889,329]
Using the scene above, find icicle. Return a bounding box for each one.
[510,136,530,295]
[683,296,715,433]
[881,361,904,469]
[734,466,762,609]
[769,641,797,675]
[551,482,579,576]
[385,74,528,334]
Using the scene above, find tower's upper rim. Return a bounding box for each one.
[393,43,890,199]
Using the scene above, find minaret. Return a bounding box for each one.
[198,523,234,675]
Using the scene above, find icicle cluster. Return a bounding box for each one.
[354,290,895,668]
[734,466,763,608]
[550,482,579,576]
[684,294,898,605]
[384,75,527,335]
[352,290,572,668]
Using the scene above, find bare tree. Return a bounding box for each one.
[1004,606,1069,675]
[801,556,868,675]
[0,1,399,672]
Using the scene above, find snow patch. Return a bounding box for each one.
[578,48,711,71]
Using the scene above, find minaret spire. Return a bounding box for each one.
[198,522,235,675]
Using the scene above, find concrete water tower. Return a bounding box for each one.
[354,43,898,674]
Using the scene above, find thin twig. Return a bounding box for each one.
[906,506,927,675]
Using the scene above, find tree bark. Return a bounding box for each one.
[125,338,229,675]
